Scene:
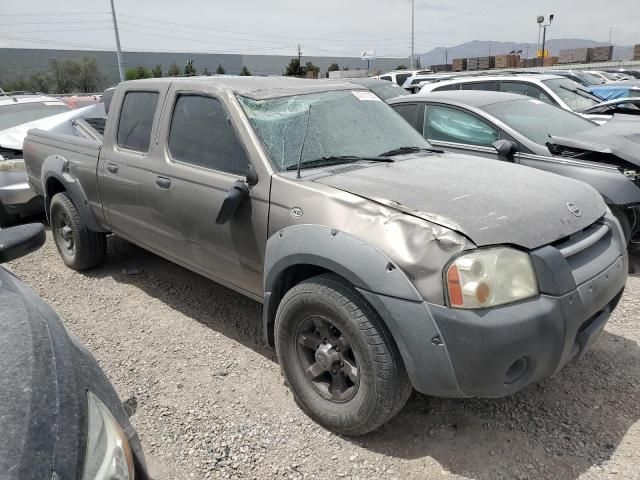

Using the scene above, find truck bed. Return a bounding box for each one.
[24,129,102,197]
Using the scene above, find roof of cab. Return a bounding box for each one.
[389,89,528,107]
[119,76,367,100]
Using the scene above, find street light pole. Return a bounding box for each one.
[536,14,554,67]
[110,0,124,82]
[410,0,415,69]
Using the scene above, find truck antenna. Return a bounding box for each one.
[296,104,313,179]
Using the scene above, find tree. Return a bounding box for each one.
[284,58,304,77]
[28,71,53,93]
[215,64,226,75]
[151,64,163,77]
[184,60,196,76]
[76,56,103,92]
[203,67,211,76]
[49,58,81,93]
[239,66,251,76]
[396,64,408,70]
[168,62,181,76]
[327,63,340,72]
[125,66,152,81]
[304,61,320,78]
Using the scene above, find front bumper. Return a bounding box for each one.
[359,214,628,398]
[0,171,40,215]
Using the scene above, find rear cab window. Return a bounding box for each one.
[116,91,159,152]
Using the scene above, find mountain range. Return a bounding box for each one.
[419,39,634,66]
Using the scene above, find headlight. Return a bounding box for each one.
[82,392,135,480]
[445,247,538,309]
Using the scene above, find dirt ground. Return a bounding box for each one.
[9,232,640,480]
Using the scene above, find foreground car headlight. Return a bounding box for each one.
[445,248,538,309]
[82,392,135,480]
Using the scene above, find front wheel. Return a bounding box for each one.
[50,192,106,270]
[275,273,412,435]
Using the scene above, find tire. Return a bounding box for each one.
[611,206,631,247]
[275,273,412,435]
[0,202,19,228]
[50,192,106,270]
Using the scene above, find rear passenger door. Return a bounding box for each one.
[151,90,268,297]
[99,85,168,248]
[421,104,505,159]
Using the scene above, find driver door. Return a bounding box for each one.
[151,90,268,297]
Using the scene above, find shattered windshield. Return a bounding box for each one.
[237,89,432,171]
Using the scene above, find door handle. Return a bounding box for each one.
[155,176,171,189]
[106,163,118,174]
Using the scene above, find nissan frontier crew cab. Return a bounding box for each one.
[24,77,628,435]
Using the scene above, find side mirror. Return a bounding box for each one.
[215,180,250,225]
[246,164,258,186]
[0,223,46,263]
[492,139,516,159]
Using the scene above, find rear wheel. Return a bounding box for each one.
[50,192,105,270]
[275,273,412,435]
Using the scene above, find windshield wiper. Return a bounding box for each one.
[378,146,442,157]
[285,155,393,171]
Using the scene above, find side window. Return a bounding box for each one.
[433,83,460,92]
[396,73,411,86]
[424,105,500,146]
[380,76,392,82]
[392,104,418,125]
[168,94,249,175]
[500,81,554,105]
[461,81,498,91]
[117,91,159,152]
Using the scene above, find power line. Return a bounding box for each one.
[0,12,110,16]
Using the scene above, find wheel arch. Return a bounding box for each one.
[41,155,107,232]
[263,225,423,347]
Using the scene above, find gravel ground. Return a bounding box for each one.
[9,232,640,480]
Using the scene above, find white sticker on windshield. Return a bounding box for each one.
[529,99,544,105]
[352,90,381,101]
[44,101,65,106]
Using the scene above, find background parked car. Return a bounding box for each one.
[0,93,72,225]
[343,77,410,100]
[0,223,149,480]
[547,70,605,87]
[375,69,432,86]
[388,90,640,250]
[61,94,101,109]
[418,74,607,122]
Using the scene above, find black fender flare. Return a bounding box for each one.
[41,155,107,232]
[262,224,462,396]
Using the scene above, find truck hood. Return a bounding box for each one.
[314,153,606,249]
[550,115,640,168]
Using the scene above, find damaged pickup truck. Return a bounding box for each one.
[24,78,628,435]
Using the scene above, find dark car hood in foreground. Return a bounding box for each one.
[0,266,147,480]
[315,153,606,249]
[550,116,640,168]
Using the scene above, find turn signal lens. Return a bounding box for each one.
[445,248,538,309]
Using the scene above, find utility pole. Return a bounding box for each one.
[298,44,302,65]
[410,0,415,69]
[608,27,613,44]
[110,0,124,82]
[536,14,554,67]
